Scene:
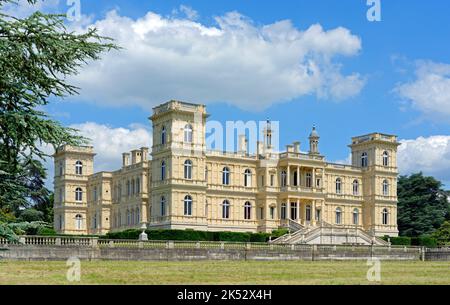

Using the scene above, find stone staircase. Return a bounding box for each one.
[271,221,389,246]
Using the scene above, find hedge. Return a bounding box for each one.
[411,236,438,248]
[382,236,411,246]
[104,229,276,242]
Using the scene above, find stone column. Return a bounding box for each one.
[312,168,316,189]
[297,199,300,223]
[287,166,290,187]
[312,200,316,226]
[297,166,300,186]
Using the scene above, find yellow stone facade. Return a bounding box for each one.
[54,100,400,238]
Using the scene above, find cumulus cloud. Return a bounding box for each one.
[70,10,365,111]
[398,135,450,186]
[395,61,450,119]
[1,0,60,18]
[41,123,152,189]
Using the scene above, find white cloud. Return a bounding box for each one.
[398,135,450,186]
[395,61,450,119]
[1,0,60,18]
[172,5,199,20]
[70,10,365,111]
[41,122,152,189]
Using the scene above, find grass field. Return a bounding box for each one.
[0,260,449,285]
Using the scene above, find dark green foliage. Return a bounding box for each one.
[432,221,450,246]
[397,173,450,237]
[105,229,278,242]
[270,229,289,238]
[0,0,117,215]
[18,208,44,222]
[382,236,411,246]
[411,236,438,248]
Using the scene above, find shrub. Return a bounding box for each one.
[271,229,289,238]
[37,227,57,236]
[411,236,438,248]
[386,236,411,246]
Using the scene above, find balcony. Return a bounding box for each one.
[279,152,325,162]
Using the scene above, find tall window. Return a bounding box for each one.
[131,210,135,225]
[361,152,368,168]
[306,173,312,188]
[59,161,63,176]
[244,202,251,220]
[136,208,140,224]
[93,213,98,229]
[161,161,166,181]
[336,178,342,194]
[270,206,275,219]
[75,188,83,202]
[306,205,311,222]
[184,160,193,180]
[335,207,342,224]
[93,187,98,202]
[161,125,166,145]
[270,175,275,187]
[118,184,122,200]
[281,203,287,220]
[131,180,135,195]
[184,195,193,216]
[353,209,359,225]
[222,200,230,219]
[75,214,83,230]
[75,161,83,175]
[136,177,141,194]
[383,180,389,196]
[222,167,230,185]
[353,180,359,196]
[244,169,252,187]
[383,151,389,167]
[290,202,298,220]
[281,171,287,187]
[160,196,166,216]
[127,210,131,226]
[293,171,298,186]
[184,124,193,143]
[382,208,389,225]
[127,180,131,196]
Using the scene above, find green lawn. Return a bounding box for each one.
[0,260,449,285]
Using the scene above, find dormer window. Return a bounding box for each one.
[75,161,83,175]
[383,151,389,167]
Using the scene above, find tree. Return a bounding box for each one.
[432,221,450,246]
[397,173,450,237]
[0,0,117,214]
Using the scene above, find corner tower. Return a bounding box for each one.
[149,100,209,230]
[349,133,400,237]
[53,145,95,234]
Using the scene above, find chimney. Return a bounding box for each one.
[122,153,130,167]
[238,135,248,155]
[257,141,263,156]
[141,147,149,162]
[286,145,294,153]
[131,150,142,164]
[294,142,301,153]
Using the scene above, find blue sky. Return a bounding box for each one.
[5,0,450,187]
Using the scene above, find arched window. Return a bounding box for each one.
[75,214,83,230]
[222,167,230,185]
[244,202,251,220]
[136,177,141,194]
[127,180,131,196]
[353,209,359,225]
[161,125,166,145]
[281,171,287,187]
[244,169,252,187]
[353,180,359,196]
[131,209,135,225]
[131,179,135,195]
[184,124,193,143]
[75,161,83,175]
[160,196,166,216]
[306,173,312,188]
[184,160,193,180]
[222,200,230,219]
[75,188,83,202]
[335,207,342,224]
[361,152,368,168]
[383,179,389,196]
[382,208,389,225]
[184,195,193,216]
[336,178,342,194]
[306,205,312,222]
[136,208,140,224]
[161,161,166,181]
[281,203,287,220]
[383,151,389,167]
